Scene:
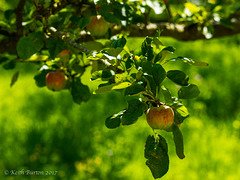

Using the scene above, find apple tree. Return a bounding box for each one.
[1,0,240,178]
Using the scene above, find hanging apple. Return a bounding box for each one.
[46,71,67,91]
[146,105,174,130]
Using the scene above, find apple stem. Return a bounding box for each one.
[153,129,158,140]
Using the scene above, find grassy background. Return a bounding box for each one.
[1,35,240,180]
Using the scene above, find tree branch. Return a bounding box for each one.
[1,20,240,54]
[15,0,27,39]
[47,26,92,54]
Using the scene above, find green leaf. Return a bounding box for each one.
[3,59,16,70]
[17,37,32,59]
[106,47,123,57]
[114,72,129,83]
[142,62,166,86]
[145,37,153,44]
[83,41,104,51]
[95,84,116,94]
[10,71,19,87]
[169,57,209,66]
[124,84,146,96]
[121,99,147,125]
[105,111,123,129]
[79,17,91,29]
[70,78,91,104]
[46,38,68,59]
[98,5,121,24]
[112,82,131,90]
[141,37,154,61]
[172,124,185,159]
[25,55,49,62]
[0,57,9,64]
[167,70,189,86]
[101,70,115,81]
[145,134,169,179]
[95,82,131,94]
[147,46,154,61]
[91,70,102,80]
[154,52,162,63]
[34,69,52,87]
[161,85,172,104]
[178,84,200,99]
[125,56,134,69]
[17,32,45,59]
[154,46,175,63]
[143,75,156,96]
[153,29,163,39]
[162,46,175,53]
[111,37,127,48]
[173,104,189,124]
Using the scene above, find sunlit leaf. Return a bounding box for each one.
[173,104,189,124]
[169,57,209,66]
[112,82,131,90]
[26,54,49,62]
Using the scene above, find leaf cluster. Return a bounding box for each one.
[0,1,211,179]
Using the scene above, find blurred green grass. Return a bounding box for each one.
[1,35,240,180]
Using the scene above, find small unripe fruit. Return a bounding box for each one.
[46,72,67,91]
[86,15,109,37]
[146,105,174,130]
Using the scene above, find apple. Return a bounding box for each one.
[60,49,70,56]
[86,15,109,37]
[146,105,174,130]
[46,71,67,91]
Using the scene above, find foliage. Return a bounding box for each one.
[1,34,240,179]
[0,0,222,179]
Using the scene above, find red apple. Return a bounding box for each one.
[46,72,67,91]
[60,50,70,56]
[146,105,174,130]
[86,15,109,37]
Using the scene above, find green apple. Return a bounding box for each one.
[46,72,67,91]
[86,15,109,37]
[146,105,174,130]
